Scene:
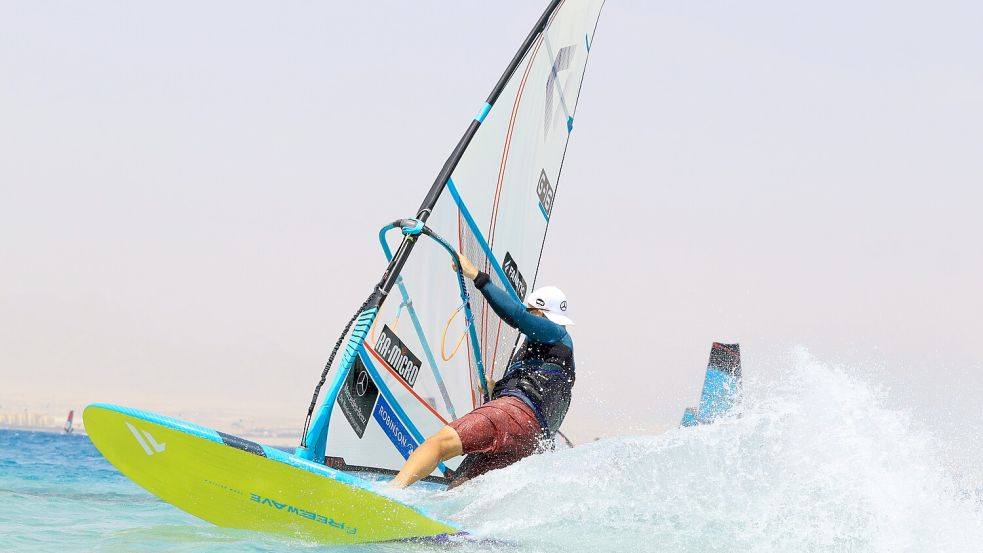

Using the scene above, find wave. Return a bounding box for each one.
[421,349,983,552]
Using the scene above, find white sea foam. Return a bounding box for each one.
[421,349,983,553]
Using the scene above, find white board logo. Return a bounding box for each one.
[125,422,166,455]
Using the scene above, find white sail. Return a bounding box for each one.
[319,0,605,479]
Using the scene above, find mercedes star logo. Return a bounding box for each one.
[355,371,369,397]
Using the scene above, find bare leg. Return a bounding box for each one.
[391,426,463,489]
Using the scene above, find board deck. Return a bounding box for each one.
[83,404,459,544]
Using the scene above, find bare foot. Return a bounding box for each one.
[387,478,408,490]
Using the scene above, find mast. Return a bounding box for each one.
[379,0,563,295]
[298,0,565,462]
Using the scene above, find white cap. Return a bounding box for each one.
[524,286,574,326]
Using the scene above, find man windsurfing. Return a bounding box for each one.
[392,252,576,489]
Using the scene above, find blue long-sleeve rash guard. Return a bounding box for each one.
[477,275,568,345]
[473,272,575,434]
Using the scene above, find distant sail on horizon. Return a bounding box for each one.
[64,410,74,434]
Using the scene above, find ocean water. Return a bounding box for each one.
[2,351,982,552]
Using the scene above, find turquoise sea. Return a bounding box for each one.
[3,353,983,552]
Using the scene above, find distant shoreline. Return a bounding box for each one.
[0,425,75,434]
[0,425,301,447]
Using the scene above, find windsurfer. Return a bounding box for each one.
[391,252,576,489]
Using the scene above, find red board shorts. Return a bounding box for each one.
[447,396,542,486]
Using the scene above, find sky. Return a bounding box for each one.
[1,1,982,445]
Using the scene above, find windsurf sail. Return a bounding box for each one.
[64,409,74,434]
[680,343,742,427]
[297,0,606,481]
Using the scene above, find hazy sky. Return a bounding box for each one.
[2,1,981,443]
